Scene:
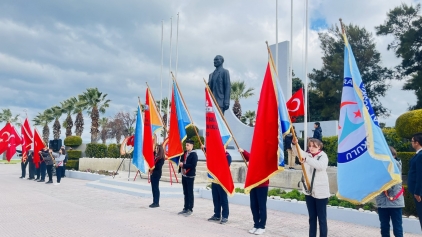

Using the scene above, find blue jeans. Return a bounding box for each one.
[305,195,328,237]
[212,183,229,219]
[377,208,403,237]
[56,166,63,183]
[40,162,46,180]
[250,186,268,229]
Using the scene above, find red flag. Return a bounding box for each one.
[244,62,281,193]
[286,88,304,118]
[0,124,10,154]
[127,135,134,146]
[166,87,184,161]
[142,89,155,171]
[21,118,33,162]
[205,88,235,196]
[4,123,22,161]
[33,129,44,168]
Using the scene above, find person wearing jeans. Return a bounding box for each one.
[150,144,165,208]
[54,148,66,185]
[40,148,58,184]
[177,140,198,216]
[292,137,330,237]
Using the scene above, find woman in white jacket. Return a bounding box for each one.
[54,148,66,185]
[292,137,330,237]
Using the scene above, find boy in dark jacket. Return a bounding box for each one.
[177,139,198,216]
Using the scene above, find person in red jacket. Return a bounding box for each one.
[239,148,268,235]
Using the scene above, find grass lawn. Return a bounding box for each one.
[0,160,20,164]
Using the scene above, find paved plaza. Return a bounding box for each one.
[1,164,421,237]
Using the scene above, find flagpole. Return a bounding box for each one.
[171,72,205,155]
[304,0,309,148]
[202,78,248,168]
[266,41,310,190]
[288,0,293,99]
[166,17,173,138]
[276,0,278,75]
[159,20,164,119]
[175,13,179,79]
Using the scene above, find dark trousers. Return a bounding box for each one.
[28,162,35,178]
[56,166,63,183]
[182,176,195,211]
[62,163,66,177]
[151,175,161,204]
[21,161,28,177]
[377,207,403,237]
[212,183,229,218]
[305,195,328,237]
[40,162,46,180]
[250,186,268,229]
[46,164,53,182]
[414,197,422,230]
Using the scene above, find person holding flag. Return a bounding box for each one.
[149,144,165,208]
[27,150,35,180]
[177,139,198,216]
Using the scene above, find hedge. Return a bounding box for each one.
[64,136,83,147]
[67,150,82,160]
[65,160,79,170]
[395,109,422,139]
[85,143,107,158]
[107,144,120,158]
[382,128,412,152]
[322,136,337,166]
[398,152,415,175]
[403,185,418,216]
[183,136,205,150]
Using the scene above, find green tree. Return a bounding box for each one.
[156,98,170,137]
[309,23,393,120]
[77,88,111,143]
[33,109,54,144]
[98,117,109,144]
[230,81,255,119]
[61,97,78,137]
[73,99,85,137]
[50,106,64,140]
[0,109,21,127]
[241,110,256,127]
[376,3,422,110]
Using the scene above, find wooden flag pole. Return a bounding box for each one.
[171,72,205,155]
[202,78,248,168]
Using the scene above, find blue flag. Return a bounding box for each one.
[337,33,401,204]
[132,105,146,173]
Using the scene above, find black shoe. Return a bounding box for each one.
[220,218,228,224]
[149,203,159,208]
[45,180,53,184]
[19,177,24,179]
[27,178,34,180]
[178,209,187,215]
[37,180,44,182]
[208,216,220,221]
[183,210,193,216]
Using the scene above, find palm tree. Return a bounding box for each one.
[0,108,21,127]
[242,110,256,127]
[230,81,255,119]
[33,109,54,144]
[73,100,85,137]
[77,88,111,143]
[61,97,78,137]
[50,106,64,139]
[156,98,170,137]
[98,117,109,144]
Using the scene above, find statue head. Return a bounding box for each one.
[214,55,224,68]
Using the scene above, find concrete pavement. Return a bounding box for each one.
[1,164,420,237]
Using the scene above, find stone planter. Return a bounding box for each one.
[65,170,107,181]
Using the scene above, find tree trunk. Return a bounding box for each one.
[53,118,61,139]
[65,114,73,137]
[74,112,84,136]
[43,124,49,145]
[232,99,242,119]
[90,106,100,143]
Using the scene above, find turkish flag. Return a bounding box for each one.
[33,129,44,168]
[286,88,305,118]
[2,123,23,161]
[21,118,33,162]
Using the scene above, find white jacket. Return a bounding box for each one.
[292,145,330,199]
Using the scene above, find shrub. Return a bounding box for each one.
[182,136,205,150]
[280,189,306,201]
[403,185,418,216]
[382,128,412,152]
[322,136,338,166]
[186,126,199,139]
[395,109,422,139]
[235,187,244,193]
[64,136,83,147]
[66,160,79,170]
[107,144,120,158]
[398,152,415,175]
[85,143,107,158]
[268,188,282,196]
[67,150,82,160]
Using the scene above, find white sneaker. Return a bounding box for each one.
[248,228,257,234]
[54,183,60,186]
[254,228,265,235]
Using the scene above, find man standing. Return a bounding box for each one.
[408,132,422,229]
[208,55,231,115]
[27,150,35,180]
[37,146,48,182]
[284,128,295,170]
[19,151,28,179]
[178,139,198,216]
[312,122,322,141]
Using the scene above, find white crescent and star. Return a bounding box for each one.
[288,98,301,112]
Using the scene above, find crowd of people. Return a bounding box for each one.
[19,145,68,185]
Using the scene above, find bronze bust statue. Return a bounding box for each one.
[208,55,231,114]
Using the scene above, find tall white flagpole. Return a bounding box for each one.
[175,13,180,79]
[276,0,278,75]
[304,0,309,147]
[288,0,293,100]
[166,17,173,134]
[159,20,164,116]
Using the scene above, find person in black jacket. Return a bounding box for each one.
[27,150,35,180]
[312,122,322,141]
[37,146,48,182]
[408,132,422,229]
[62,146,69,177]
[150,144,165,208]
[19,150,28,179]
[177,139,198,216]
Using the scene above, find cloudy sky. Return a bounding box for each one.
[0,0,419,143]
